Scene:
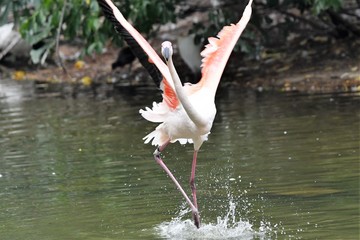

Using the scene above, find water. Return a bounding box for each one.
[0,79,359,239]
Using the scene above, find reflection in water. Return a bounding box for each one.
[0,79,359,239]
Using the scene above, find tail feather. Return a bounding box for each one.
[139,101,169,123]
[142,126,168,146]
[142,128,194,146]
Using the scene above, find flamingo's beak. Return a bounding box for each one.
[161,41,172,62]
[163,47,170,61]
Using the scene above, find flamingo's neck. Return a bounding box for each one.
[167,57,206,128]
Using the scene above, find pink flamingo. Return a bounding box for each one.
[97,0,253,228]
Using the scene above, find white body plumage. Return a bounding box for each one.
[140,86,216,150]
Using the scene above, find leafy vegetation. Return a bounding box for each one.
[0,0,178,64]
[0,0,358,64]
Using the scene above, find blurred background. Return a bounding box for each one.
[0,1,359,239]
[0,0,359,94]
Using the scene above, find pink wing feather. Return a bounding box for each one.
[197,0,253,95]
[98,0,179,109]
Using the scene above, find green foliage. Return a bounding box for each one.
[128,0,177,35]
[259,0,343,14]
[194,0,346,54]
[0,0,348,64]
[312,0,342,14]
[1,0,178,64]
[19,0,108,63]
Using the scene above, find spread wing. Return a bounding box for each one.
[197,0,253,94]
[97,0,179,109]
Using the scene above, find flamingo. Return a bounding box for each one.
[97,0,253,228]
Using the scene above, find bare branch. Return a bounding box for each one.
[55,0,68,75]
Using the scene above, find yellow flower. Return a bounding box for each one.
[13,70,26,80]
[81,76,92,86]
[74,60,85,69]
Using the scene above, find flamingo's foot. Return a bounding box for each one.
[153,147,161,158]
[192,211,200,228]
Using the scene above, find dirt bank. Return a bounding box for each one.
[0,34,359,97]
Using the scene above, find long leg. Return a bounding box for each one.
[190,150,200,227]
[190,150,198,208]
[154,141,200,228]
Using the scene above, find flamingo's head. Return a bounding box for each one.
[161,41,173,62]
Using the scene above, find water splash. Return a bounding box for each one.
[155,199,272,240]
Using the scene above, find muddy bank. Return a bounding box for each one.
[0,35,359,98]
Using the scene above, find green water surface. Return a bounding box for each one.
[0,79,359,239]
